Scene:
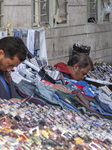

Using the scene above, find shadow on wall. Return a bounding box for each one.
[69,46,73,60]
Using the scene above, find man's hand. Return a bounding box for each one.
[10,96,31,103]
[51,83,71,93]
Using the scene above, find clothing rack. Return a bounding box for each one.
[0,26,48,64]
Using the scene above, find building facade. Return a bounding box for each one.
[1,0,112,65]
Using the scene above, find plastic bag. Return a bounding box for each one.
[104,2,111,16]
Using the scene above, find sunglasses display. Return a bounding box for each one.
[86,62,112,84]
[0,98,111,149]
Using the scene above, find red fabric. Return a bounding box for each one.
[54,62,75,79]
[74,84,84,91]
[55,62,76,80]
[54,62,71,74]
[41,80,54,86]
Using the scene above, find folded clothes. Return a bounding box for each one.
[15,86,45,106]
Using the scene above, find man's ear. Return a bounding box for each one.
[0,49,4,58]
[73,63,79,71]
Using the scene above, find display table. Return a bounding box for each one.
[0,98,112,150]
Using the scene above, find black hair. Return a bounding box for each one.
[67,53,93,70]
[0,36,28,62]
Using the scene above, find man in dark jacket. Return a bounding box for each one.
[0,36,28,100]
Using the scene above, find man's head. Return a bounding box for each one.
[67,53,92,81]
[0,37,28,72]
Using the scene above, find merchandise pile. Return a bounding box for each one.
[86,62,112,83]
[0,98,112,150]
[7,58,112,149]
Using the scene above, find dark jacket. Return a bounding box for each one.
[0,71,16,99]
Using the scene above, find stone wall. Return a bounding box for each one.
[46,0,112,65]
[3,0,31,28]
[3,0,112,66]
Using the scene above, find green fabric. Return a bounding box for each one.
[55,90,78,107]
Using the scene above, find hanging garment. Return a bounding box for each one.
[36,27,48,64]
[8,29,14,36]
[27,29,35,55]
[34,30,40,56]
[14,29,20,37]
[0,31,8,39]
[20,29,28,46]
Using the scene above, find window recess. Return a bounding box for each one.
[53,0,69,27]
[31,0,69,28]
[87,0,111,24]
